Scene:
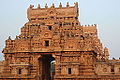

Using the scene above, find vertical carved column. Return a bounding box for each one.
[54,53,61,76]
[36,55,42,76]
[80,51,96,75]
[30,54,42,77]
[3,54,12,76]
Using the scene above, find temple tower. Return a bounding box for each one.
[2,2,119,80]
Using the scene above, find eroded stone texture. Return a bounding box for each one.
[1,2,120,80]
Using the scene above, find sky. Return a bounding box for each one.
[0,0,120,60]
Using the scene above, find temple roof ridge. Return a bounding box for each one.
[81,24,97,27]
[28,2,78,9]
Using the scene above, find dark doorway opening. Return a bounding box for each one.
[45,41,49,47]
[111,65,114,73]
[38,54,55,80]
[18,69,22,74]
[48,26,52,30]
[68,68,72,74]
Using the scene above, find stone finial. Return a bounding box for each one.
[74,2,78,7]
[45,4,48,8]
[94,24,97,26]
[51,3,55,8]
[29,5,34,9]
[113,57,115,60]
[66,2,69,7]
[59,2,62,8]
[8,36,11,40]
[15,36,18,40]
[37,4,40,9]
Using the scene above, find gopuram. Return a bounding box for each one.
[0,2,120,80]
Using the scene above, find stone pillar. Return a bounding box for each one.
[54,54,61,76]
[79,51,96,75]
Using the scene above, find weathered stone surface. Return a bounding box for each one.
[0,2,120,80]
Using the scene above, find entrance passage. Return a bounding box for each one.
[39,54,55,80]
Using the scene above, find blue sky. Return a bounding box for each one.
[0,0,120,60]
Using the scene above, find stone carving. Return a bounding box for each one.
[0,2,120,80]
